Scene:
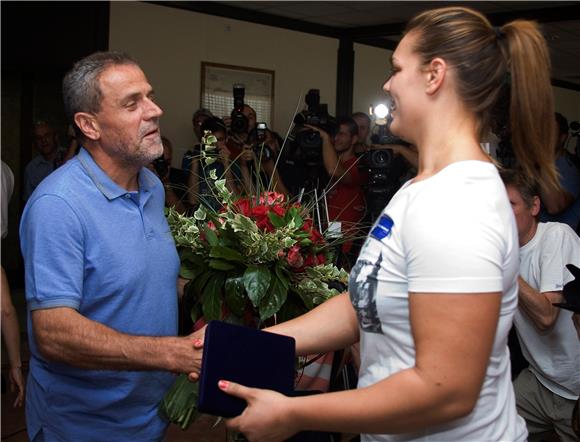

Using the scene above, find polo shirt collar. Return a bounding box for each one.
[77,147,156,201]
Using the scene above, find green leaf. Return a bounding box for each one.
[192,271,212,297]
[274,262,290,289]
[208,259,236,271]
[243,266,271,307]
[209,245,245,262]
[203,225,219,246]
[194,205,207,221]
[259,274,288,320]
[224,276,247,316]
[277,293,306,323]
[267,211,286,228]
[202,273,225,321]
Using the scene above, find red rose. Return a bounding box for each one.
[271,204,285,217]
[287,245,304,268]
[234,198,251,217]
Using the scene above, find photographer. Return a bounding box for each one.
[187,117,239,211]
[182,108,213,171]
[306,117,368,252]
[238,124,291,197]
[148,136,190,214]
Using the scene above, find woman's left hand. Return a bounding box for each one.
[220,380,299,442]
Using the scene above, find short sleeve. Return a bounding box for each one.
[404,184,506,294]
[537,225,580,293]
[20,194,85,310]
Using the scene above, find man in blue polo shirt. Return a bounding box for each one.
[20,51,203,441]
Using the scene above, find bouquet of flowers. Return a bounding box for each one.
[159,132,349,429]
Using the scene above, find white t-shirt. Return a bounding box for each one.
[515,222,580,400]
[349,161,526,442]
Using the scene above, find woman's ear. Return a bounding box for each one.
[74,112,100,141]
[425,57,447,95]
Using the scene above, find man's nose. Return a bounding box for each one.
[145,98,163,119]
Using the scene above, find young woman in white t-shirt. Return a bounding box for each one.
[218,6,559,441]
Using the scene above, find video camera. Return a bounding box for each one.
[360,118,412,222]
[289,89,337,166]
[230,84,249,134]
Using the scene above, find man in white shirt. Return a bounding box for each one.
[502,170,580,442]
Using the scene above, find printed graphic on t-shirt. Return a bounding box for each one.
[350,256,383,334]
[370,214,394,240]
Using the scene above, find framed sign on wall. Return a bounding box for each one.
[201,62,275,129]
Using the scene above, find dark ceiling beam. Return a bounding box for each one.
[346,5,580,39]
[352,37,398,51]
[552,78,580,92]
[145,1,344,39]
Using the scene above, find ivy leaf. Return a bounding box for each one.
[194,205,207,221]
[202,273,225,321]
[224,276,246,316]
[243,266,271,307]
[259,274,288,320]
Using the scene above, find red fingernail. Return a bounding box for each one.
[218,380,229,390]
[193,339,203,346]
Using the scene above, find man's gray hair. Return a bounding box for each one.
[62,51,138,137]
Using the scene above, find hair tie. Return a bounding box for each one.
[494,26,505,40]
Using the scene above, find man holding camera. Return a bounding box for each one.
[501,169,580,442]
[307,117,367,253]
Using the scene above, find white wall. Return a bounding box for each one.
[109,2,338,166]
[353,43,393,116]
[110,2,580,164]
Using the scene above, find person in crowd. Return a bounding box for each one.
[501,169,580,442]
[19,51,203,441]
[188,116,239,211]
[540,112,580,232]
[238,127,291,198]
[22,120,67,200]
[217,6,558,441]
[352,112,371,156]
[182,107,213,171]
[306,117,367,259]
[1,160,25,408]
[147,135,190,214]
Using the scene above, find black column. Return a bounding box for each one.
[336,35,354,117]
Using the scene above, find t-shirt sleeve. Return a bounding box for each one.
[20,194,85,310]
[404,184,506,294]
[537,225,580,293]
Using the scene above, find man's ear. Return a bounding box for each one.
[425,57,446,95]
[74,112,100,141]
[352,133,359,146]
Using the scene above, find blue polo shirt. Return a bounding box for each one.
[20,147,180,441]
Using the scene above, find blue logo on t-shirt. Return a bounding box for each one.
[370,214,394,240]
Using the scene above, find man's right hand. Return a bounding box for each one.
[303,124,331,142]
